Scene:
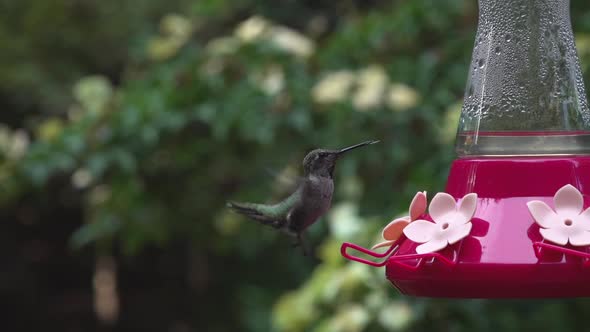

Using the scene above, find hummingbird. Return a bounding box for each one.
[227,140,379,255]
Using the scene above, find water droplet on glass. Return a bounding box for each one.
[495,46,501,55]
[478,59,485,68]
[505,34,512,42]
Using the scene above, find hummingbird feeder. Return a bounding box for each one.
[342,0,590,298]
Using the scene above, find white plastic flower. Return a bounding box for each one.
[527,184,590,246]
[372,191,427,250]
[403,193,477,254]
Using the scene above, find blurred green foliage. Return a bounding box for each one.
[3,0,590,331]
[0,0,190,119]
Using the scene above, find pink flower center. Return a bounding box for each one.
[564,219,573,226]
[441,222,450,230]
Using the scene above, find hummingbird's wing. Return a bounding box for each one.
[264,167,306,194]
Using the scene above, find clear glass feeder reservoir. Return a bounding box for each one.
[348,0,590,298]
[456,0,590,156]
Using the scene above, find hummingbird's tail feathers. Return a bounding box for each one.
[226,201,283,229]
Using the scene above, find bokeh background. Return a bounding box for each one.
[3,0,590,331]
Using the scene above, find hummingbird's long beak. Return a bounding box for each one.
[337,140,380,156]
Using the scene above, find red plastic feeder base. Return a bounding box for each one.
[386,156,590,298]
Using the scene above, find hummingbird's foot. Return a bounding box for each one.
[295,233,312,256]
[289,234,320,260]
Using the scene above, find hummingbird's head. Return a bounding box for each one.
[302,140,379,177]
